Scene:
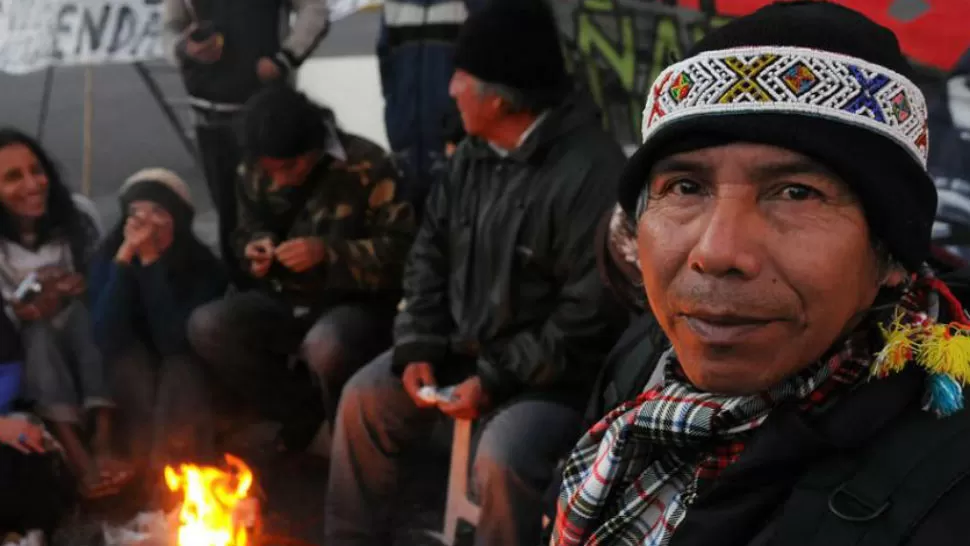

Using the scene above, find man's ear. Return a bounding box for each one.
[881,265,907,288]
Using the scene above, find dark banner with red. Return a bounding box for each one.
[551,0,970,148]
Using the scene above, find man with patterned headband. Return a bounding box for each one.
[553,3,970,546]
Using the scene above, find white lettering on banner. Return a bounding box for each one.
[0,0,165,74]
[384,0,467,27]
[0,0,385,74]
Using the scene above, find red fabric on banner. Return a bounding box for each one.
[677,0,970,71]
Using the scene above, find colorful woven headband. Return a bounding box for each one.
[641,46,930,166]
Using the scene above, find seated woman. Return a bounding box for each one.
[0,128,130,499]
[89,169,227,480]
[0,294,74,540]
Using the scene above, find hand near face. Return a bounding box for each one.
[275,238,326,273]
[117,215,155,265]
[245,238,276,278]
[124,214,154,249]
[438,377,490,420]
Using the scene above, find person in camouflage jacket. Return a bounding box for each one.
[188,86,417,450]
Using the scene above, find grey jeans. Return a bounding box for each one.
[187,291,393,437]
[21,300,110,423]
[324,350,584,546]
[109,341,214,470]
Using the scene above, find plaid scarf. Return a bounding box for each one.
[552,332,874,546]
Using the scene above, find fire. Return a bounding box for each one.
[164,454,256,546]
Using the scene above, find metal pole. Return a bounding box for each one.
[35,66,55,141]
[133,62,199,164]
[82,67,94,197]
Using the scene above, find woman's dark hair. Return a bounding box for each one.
[0,128,82,248]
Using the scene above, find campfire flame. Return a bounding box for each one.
[164,454,255,546]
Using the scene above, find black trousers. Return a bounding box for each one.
[187,292,395,449]
[195,112,245,286]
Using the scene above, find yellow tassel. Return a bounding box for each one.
[916,324,970,386]
[874,313,919,377]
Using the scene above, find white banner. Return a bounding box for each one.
[0,0,383,75]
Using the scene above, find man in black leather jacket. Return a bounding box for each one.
[323,3,628,545]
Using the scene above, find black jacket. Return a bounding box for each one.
[165,0,330,108]
[392,93,629,407]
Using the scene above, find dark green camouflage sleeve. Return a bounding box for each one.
[316,158,416,292]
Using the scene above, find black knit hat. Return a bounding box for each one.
[454,1,570,97]
[618,1,936,272]
[241,84,332,159]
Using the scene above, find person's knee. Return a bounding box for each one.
[302,325,346,385]
[336,361,380,415]
[474,424,549,488]
[186,302,228,357]
[474,437,520,481]
[21,320,57,347]
[333,353,398,427]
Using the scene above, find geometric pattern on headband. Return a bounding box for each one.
[642,46,930,166]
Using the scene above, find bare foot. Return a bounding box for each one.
[95,453,134,489]
[79,469,121,500]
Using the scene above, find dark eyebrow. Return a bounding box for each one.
[750,159,840,182]
[1,166,21,181]
[649,157,713,179]
[650,156,841,184]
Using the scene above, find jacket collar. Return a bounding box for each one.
[487,111,550,158]
[325,122,348,162]
[464,91,599,163]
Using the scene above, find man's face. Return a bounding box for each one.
[638,143,886,394]
[259,151,319,190]
[449,69,502,138]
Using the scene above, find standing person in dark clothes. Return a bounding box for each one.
[378,0,487,218]
[0,295,74,540]
[164,0,330,285]
[88,169,227,478]
[188,86,417,452]
[323,3,628,545]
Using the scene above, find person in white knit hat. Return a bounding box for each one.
[88,168,228,484]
